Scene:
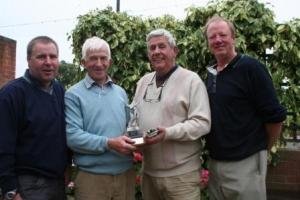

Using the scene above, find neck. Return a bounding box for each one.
[40,82,51,90]
[155,65,177,87]
[156,64,175,78]
[27,70,52,90]
[93,75,108,86]
[96,80,107,86]
[216,52,237,72]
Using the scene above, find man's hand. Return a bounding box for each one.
[108,135,136,154]
[13,193,22,200]
[265,122,283,150]
[144,127,166,145]
[2,193,22,200]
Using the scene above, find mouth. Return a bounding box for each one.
[42,69,54,74]
[215,44,224,49]
[94,68,104,73]
[152,57,164,64]
[213,47,226,53]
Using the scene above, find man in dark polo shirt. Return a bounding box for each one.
[205,16,286,200]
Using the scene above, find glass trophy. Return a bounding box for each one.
[126,104,144,145]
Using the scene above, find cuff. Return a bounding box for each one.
[1,177,17,196]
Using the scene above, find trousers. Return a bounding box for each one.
[18,174,66,200]
[208,150,267,200]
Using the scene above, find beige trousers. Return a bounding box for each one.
[208,150,268,200]
[142,170,201,200]
[74,168,135,200]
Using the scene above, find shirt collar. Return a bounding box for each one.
[207,54,243,75]
[83,74,113,89]
[155,65,178,87]
[225,53,242,70]
[23,69,54,94]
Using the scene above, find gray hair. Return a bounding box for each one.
[82,36,111,60]
[204,15,236,39]
[146,28,176,48]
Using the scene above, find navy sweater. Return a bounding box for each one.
[0,73,68,194]
[206,55,286,161]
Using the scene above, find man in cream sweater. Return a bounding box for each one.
[132,28,211,200]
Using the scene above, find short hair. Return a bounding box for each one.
[146,28,176,49]
[204,15,236,39]
[27,36,59,60]
[82,36,111,60]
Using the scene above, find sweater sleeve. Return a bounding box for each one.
[164,73,211,141]
[65,91,109,154]
[0,87,19,194]
[248,60,286,123]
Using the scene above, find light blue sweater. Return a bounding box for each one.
[65,75,132,175]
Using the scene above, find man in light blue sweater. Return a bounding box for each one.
[65,36,136,200]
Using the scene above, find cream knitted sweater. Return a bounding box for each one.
[132,67,211,177]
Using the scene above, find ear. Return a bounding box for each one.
[231,32,235,40]
[81,59,86,68]
[173,46,179,56]
[108,59,113,66]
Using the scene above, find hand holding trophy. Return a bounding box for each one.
[126,104,144,145]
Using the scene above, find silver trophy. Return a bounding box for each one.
[126,104,144,145]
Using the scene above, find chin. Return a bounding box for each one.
[153,64,165,71]
[214,51,227,57]
[43,75,55,81]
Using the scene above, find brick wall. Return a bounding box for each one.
[0,35,16,88]
[267,149,300,198]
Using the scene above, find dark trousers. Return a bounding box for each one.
[18,175,66,200]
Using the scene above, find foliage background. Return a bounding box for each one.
[64,0,300,198]
[69,0,299,119]
[68,0,299,145]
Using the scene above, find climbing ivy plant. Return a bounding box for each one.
[69,0,300,151]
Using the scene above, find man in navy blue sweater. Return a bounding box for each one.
[205,16,286,200]
[0,36,69,200]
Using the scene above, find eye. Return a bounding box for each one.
[208,35,216,40]
[149,45,156,51]
[49,54,58,59]
[100,56,109,62]
[89,56,97,62]
[158,44,166,49]
[88,56,109,63]
[36,54,47,60]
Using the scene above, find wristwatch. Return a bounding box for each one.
[5,189,17,200]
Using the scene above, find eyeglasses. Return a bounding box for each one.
[143,75,168,103]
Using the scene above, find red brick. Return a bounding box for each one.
[0,35,16,88]
[267,149,300,194]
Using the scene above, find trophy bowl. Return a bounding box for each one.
[127,126,144,145]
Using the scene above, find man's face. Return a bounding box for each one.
[27,42,59,87]
[147,36,178,74]
[82,48,112,85]
[206,20,235,59]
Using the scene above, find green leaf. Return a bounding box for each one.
[277,24,286,33]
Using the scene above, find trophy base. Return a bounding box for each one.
[127,129,144,145]
[132,137,144,145]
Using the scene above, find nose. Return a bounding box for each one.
[153,46,161,54]
[94,58,104,66]
[44,56,52,65]
[215,34,222,42]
